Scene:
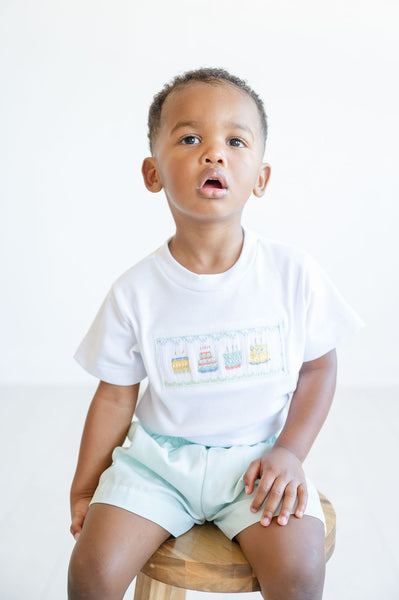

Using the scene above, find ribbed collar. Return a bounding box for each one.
[154,228,258,292]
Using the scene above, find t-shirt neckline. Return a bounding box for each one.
[154,228,257,291]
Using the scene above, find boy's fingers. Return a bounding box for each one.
[276,482,297,526]
[250,474,276,515]
[243,459,261,494]
[294,483,308,518]
[258,477,286,526]
[70,515,83,540]
[70,524,80,539]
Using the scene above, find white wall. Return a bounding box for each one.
[1,0,398,386]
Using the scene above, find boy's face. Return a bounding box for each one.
[142,82,270,226]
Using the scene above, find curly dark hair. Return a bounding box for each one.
[147,67,268,154]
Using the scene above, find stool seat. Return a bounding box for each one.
[134,491,336,598]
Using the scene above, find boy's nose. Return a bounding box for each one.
[201,145,226,166]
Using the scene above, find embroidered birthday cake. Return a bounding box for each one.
[223,346,242,370]
[249,344,270,365]
[197,346,218,373]
[171,353,191,374]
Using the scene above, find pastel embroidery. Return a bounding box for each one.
[156,324,285,388]
[198,346,218,373]
[171,351,191,374]
[223,345,242,370]
[249,342,270,365]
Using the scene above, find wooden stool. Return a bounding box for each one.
[134,491,336,599]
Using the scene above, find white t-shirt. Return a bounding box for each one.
[75,229,363,446]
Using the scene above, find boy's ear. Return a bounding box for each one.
[253,163,271,198]
[142,157,163,193]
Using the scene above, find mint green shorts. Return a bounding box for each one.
[91,422,326,539]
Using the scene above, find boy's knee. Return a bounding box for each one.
[259,550,325,600]
[68,546,121,600]
[286,553,325,600]
[68,550,99,599]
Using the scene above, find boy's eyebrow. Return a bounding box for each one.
[170,120,201,135]
[170,120,255,140]
[226,121,254,140]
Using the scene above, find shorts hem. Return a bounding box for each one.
[90,482,196,538]
[219,510,327,541]
[214,480,327,540]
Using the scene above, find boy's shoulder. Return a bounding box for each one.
[109,246,161,298]
[254,230,316,272]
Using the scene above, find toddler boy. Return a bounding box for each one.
[68,68,362,600]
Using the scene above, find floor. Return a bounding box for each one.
[0,385,398,599]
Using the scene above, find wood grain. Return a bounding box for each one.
[134,572,186,599]
[135,491,336,597]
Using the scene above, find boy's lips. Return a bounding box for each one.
[197,169,228,199]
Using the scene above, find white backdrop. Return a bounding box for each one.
[1,0,398,386]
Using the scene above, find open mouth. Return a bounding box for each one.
[197,170,228,198]
[202,178,224,190]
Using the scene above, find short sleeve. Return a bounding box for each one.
[74,287,147,385]
[303,255,364,362]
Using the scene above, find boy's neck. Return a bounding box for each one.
[168,222,245,275]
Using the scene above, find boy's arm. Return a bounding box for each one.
[70,380,140,540]
[243,348,337,526]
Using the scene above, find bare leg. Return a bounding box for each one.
[68,503,171,600]
[236,515,325,600]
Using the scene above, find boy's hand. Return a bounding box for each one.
[243,445,307,527]
[70,496,92,541]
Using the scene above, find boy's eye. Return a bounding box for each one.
[180,135,200,145]
[228,138,245,148]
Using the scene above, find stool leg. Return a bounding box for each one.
[134,572,186,600]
